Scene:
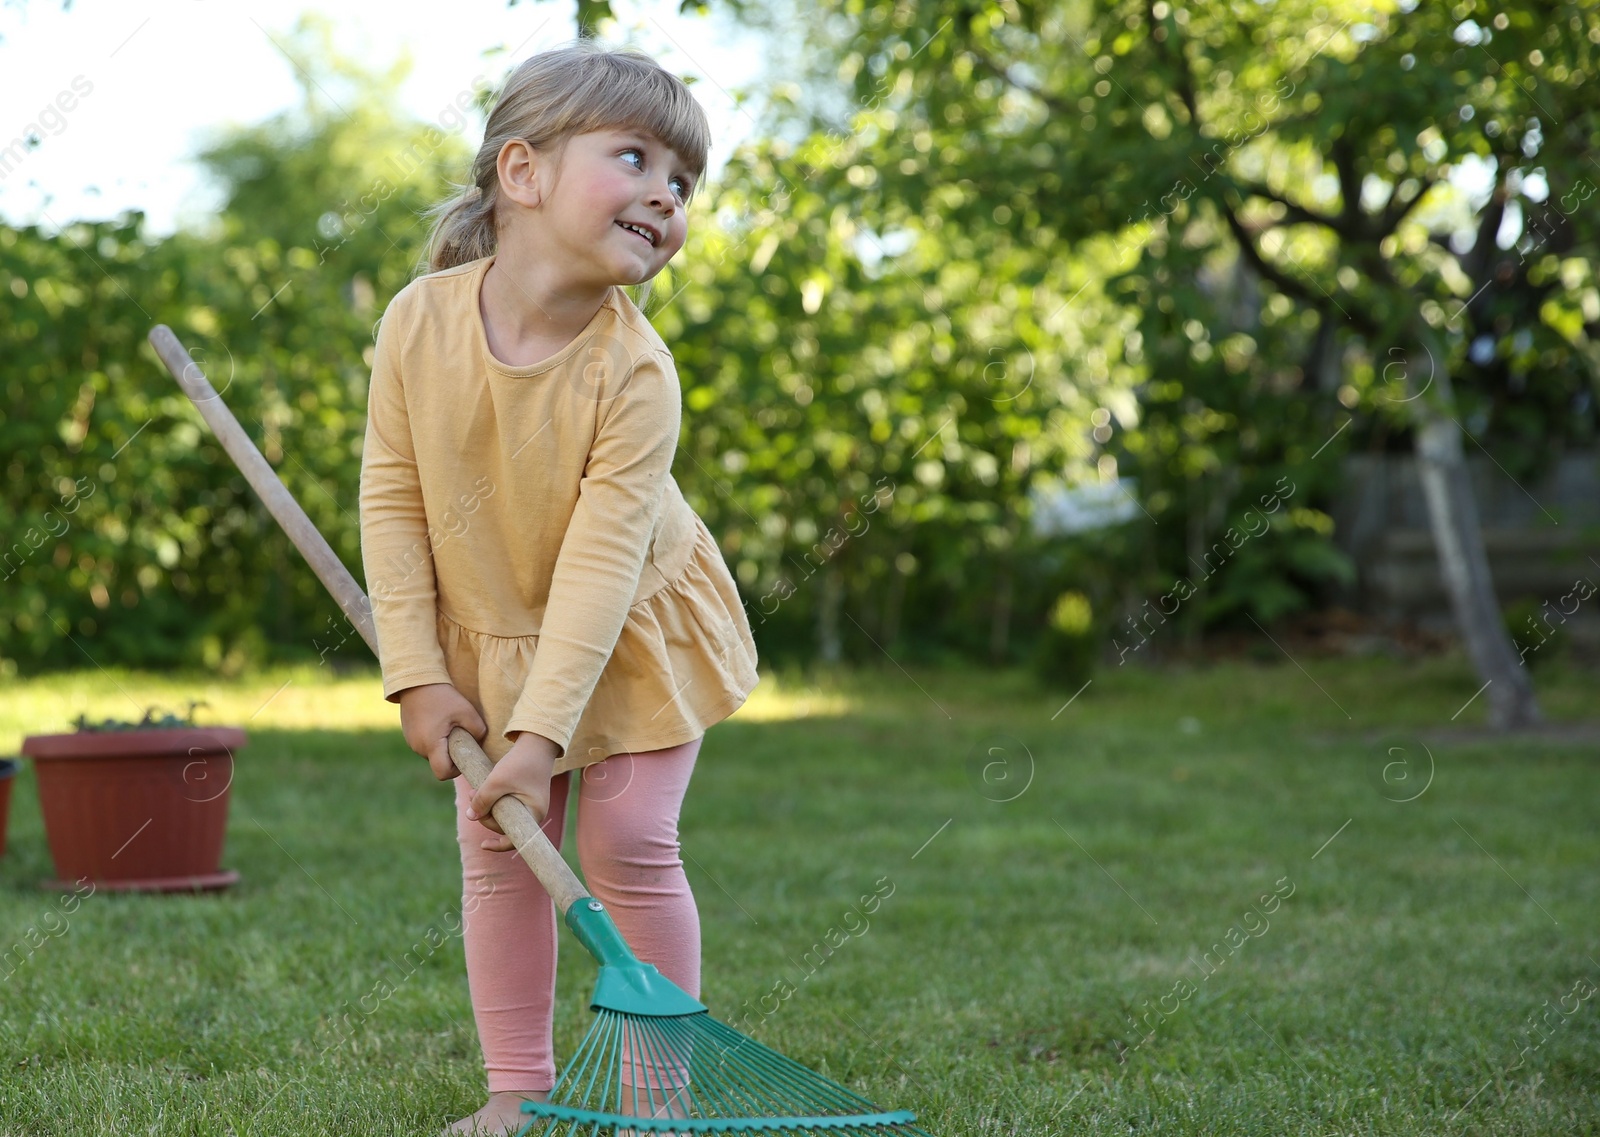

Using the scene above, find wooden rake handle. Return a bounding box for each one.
[148,324,592,914]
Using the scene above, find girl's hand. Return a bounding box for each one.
[467,732,562,852]
[397,683,488,780]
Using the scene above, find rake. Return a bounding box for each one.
[150,325,936,1135]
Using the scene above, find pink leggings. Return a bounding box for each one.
[453,736,703,1093]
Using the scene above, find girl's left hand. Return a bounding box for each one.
[467,732,562,852]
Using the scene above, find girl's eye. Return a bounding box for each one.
[622,148,690,201]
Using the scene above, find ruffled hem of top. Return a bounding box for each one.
[435,515,760,775]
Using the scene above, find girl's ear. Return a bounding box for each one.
[497,138,547,210]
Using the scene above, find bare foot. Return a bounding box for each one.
[441,1089,549,1136]
[615,1084,693,1137]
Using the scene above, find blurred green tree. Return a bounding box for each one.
[724,0,1600,725]
[650,130,1146,666]
[1,15,469,674]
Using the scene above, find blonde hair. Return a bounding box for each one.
[419,40,711,307]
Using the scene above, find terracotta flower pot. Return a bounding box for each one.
[0,758,18,858]
[20,726,245,892]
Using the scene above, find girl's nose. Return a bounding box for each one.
[646,180,675,213]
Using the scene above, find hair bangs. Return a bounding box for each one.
[551,53,711,185]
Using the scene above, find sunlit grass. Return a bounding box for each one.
[1,663,881,756]
[0,663,401,754]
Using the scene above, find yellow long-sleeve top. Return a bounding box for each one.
[358,253,760,775]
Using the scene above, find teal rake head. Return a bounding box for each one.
[515,901,935,1136]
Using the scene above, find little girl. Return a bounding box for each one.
[357,42,760,1135]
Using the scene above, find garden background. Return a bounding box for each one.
[1,1,1598,1134]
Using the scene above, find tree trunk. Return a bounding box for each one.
[817,565,843,664]
[1408,324,1540,728]
[882,545,907,651]
[989,561,1013,663]
[1184,473,1206,653]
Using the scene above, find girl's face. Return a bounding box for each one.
[545,128,696,286]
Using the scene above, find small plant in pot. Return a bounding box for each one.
[20,701,244,892]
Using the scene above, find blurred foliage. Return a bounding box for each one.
[1,18,468,675]
[654,127,1134,667]
[3,3,1599,682]
[740,0,1599,654]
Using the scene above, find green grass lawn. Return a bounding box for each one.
[0,655,1596,1135]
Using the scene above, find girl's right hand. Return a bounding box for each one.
[467,731,562,852]
[397,683,488,780]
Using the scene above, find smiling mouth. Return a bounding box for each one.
[616,221,659,247]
